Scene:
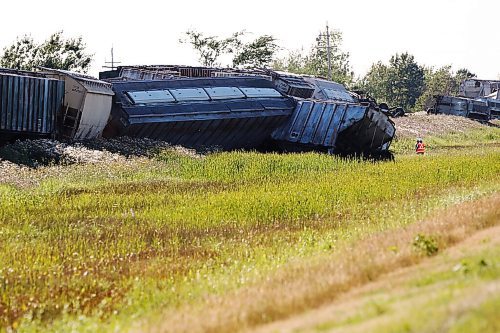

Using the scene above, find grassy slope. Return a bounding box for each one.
[0,126,499,332]
[253,196,500,333]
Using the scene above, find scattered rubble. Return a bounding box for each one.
[0,137,200,168]
[0,137,201,188]
[0,139,126,167]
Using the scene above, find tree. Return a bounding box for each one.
[273,27,354,85]
[455,68,476,82]
[308,28,353,84]
[0,35,37,71]
[454,68,476,95]
[415,65,456,111]
[387,53,425,110]
[414,66,477,111]
[232,35,279,68]
[272,50,308,74]
[361,53,425,111]
[359,61,390,101]
[0,31,93,73]
[180,30,244,67]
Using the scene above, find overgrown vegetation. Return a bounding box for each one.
[0,126,499,332]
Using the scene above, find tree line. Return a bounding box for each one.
[180,28,476,112]
[0,29,476,112]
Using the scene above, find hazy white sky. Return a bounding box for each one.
[1,0,498,79]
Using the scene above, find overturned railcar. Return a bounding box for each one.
[100,66,396,154]
[40,68,114,140]
[0,68,65,142]
[486,99,500,119]
[271,76,395,154]
[104,77,296,150]
[430,96,491,121]
[100,65,271,81]
[272,100,395,154]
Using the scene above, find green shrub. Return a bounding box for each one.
[413,234,439,256]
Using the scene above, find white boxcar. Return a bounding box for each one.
[40,68,114,140]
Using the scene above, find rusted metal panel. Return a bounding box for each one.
[272,100,395,154]
[104,77,295,150]
[0,69,64,140]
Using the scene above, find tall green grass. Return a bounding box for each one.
[391,126,500,154]
[0,141,499,331]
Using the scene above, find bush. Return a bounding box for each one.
[413,234,439,256]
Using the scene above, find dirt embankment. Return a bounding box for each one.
[392,112,495,139]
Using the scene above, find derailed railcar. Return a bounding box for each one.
[271,100,395,154]
[459,79,500,99]
[104,77,296,150]
[40,68,114,140]
[100,65,396,154]
[0,69,65,142]
[429,95,490,121]
[486,99,500,119]
[270,76,395,154]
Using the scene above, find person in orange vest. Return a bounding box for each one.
[415,138,425,155]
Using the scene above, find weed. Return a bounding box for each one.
[413,234,439,256]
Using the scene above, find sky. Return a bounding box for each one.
[1,0,499,79]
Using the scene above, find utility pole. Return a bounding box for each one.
[103,46,121,70]
[318,23,332,81]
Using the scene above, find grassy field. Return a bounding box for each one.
[0,124,499,332]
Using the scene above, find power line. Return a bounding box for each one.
[318,23,332,81]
